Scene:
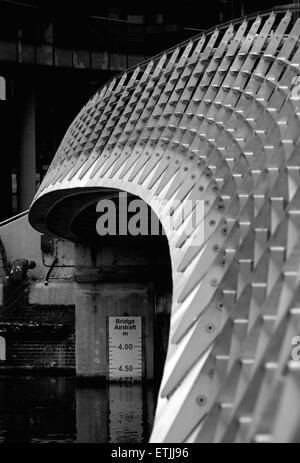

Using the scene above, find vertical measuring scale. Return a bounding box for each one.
[108,317,143,381]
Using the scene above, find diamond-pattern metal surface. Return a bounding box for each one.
[29,7,300,442]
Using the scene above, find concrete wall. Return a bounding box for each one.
[0,214,75,282]
[0,214,45,280]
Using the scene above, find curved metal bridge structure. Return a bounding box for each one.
[29,6,300,443]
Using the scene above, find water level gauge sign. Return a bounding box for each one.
[108,317,143,381]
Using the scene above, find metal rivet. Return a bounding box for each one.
[218,203,225,211]
[198,185,204,191]
[221,227,228,235]
[209,219,216,226]
[205,200,210,206]
[217,302,224,310]
[191,174,196,180]
[212,244,219,252]
[210,278,218,287]
[196,395,207,406]
[205,323,215,333]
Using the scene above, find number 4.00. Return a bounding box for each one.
[118,344,133,350]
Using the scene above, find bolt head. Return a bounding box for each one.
[205,323,216,333]
[196,395,207,406]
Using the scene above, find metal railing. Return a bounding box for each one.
[84,4,300,97]
[0,210,28,228]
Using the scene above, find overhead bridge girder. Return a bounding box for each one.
[29,7,300,443]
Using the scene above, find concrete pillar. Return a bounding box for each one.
[75,280,154,379]
[0,100,12,221]
[0,336,6,361]
[75,243,154,380]
[18,88,36,211]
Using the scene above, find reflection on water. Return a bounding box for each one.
[109,384,154,443]
[109,384,144,443]
[0,376,155,443]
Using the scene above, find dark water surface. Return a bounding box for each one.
[0,376,155,443]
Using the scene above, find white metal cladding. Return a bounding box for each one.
[29,7,300,442]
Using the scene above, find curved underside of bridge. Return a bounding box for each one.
[29,7,300,442]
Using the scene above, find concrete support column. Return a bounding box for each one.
[18,88,36,211]
[0,101,12,221]
[75,242,154,380]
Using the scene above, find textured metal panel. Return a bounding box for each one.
[29,7,300,442]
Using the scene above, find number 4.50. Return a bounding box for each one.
[118,365,134,372]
